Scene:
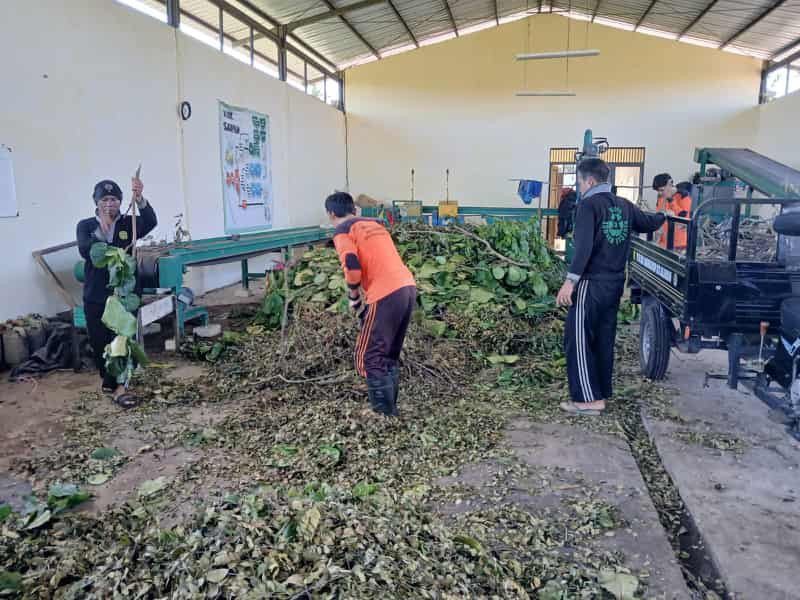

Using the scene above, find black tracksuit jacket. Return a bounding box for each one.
[76,203,157,304]
[567,190,665,282]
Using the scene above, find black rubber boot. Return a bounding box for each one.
[389,365,400,414]
[101,373,117,393]
[367,374,396,416]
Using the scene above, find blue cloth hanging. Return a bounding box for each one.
[517,180,543,205]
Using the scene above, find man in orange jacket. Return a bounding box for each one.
[327,192,417,416]
[653,174,691,251]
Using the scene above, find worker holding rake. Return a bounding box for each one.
[76,175,157,405]
[326,192,416,417]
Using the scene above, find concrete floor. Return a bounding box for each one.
[505,418,691,599]
[3,311,800,597]
[435,416,691,598]
[646,349,800,600]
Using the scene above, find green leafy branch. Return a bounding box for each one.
[90,242,148,386]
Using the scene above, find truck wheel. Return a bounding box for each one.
[640,299,672,380]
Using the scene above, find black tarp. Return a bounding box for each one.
[9,323,91,380]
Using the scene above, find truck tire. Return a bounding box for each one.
[639,299,672,380]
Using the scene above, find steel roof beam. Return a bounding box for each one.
[678,0,719,39]
[442,0,459,36]
[720,0,791,49]
[769,36,800,61]
[320,0,381,58]
[634,0,659,30]
[387,0,419,47]
[286,0,386,31]
[591,0,603,22]
[233,0,338,70]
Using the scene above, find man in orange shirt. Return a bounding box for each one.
[327,192,417,416]
[653,174,691,251]
[669,181,693,251]
[653,173,674,246]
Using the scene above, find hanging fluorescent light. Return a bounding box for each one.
[515,90,576,96]
[515,49,599,60]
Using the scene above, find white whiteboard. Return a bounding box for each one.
[0,145,18,218]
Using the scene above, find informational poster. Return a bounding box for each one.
[219,101,272,234]
[0,145,18,218]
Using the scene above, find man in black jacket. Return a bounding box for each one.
[557,189,577,238]
[76,176,157,397]
[555,159,665,415]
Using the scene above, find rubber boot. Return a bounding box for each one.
[101,372,117,394]
[367,374,396,416]
[389,365,400,414]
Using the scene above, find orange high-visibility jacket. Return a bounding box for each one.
[657,193,691,250]
[333,218,415,304]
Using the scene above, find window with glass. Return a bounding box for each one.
[762,55,800,103]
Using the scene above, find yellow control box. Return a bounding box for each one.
[438,201,458,218]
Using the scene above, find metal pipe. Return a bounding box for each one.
[516,49,599,60]
[515,90,577,96]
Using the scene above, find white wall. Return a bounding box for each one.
[0,0,346,321]
[750,92,800,171]
[345,15,762,210]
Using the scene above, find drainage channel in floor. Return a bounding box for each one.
[618,401,730,600]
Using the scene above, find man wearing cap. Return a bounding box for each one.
[76,176,157,402]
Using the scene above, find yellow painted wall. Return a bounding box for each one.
[346,15,761,209]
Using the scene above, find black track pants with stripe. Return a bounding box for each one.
[565,278,624,403]
[355,285,417,378]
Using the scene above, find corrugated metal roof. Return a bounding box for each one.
[170,0,800,67]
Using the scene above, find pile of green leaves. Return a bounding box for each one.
[255,220,564,352]
[90,242,148,384]
[0,482,630,599]
[3,220,681,598]
[2,304,640,599]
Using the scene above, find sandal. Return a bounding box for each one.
[113,392,140,409]
[559,402,603,416]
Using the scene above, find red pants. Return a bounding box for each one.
[355,286,416,378]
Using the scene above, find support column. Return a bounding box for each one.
[277,25,288,82]
[219,6,224,52]
[241,259,250,290]
[338,70,345,111]
[166,0,180,28]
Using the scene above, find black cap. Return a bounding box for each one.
[652,173,672,191]
[93,180,123,203]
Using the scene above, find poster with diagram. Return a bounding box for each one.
[219,101,272,234]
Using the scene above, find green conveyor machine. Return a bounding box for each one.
[60,226,333,339]
[694,147,800,211]
[145,226,332,334]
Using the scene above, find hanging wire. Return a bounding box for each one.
[524,0,531,89]
[566,0,572,89]
[585,0,591,48]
